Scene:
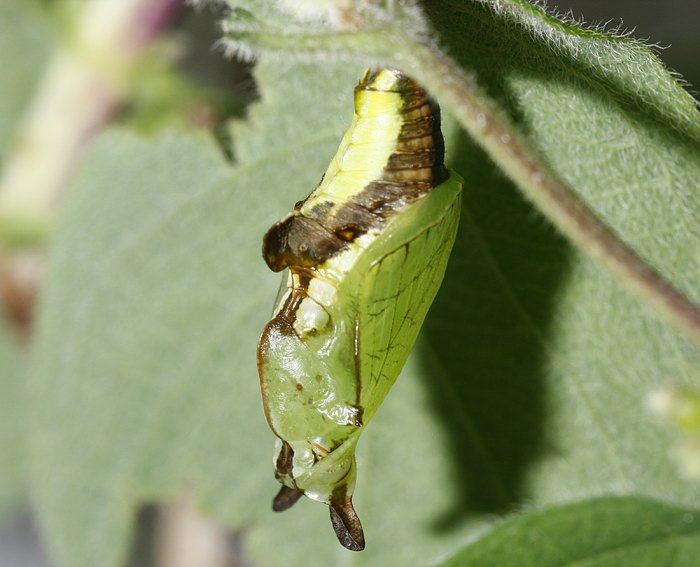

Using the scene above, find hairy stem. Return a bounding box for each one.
[223,25,700,346]
[398,42,700,347]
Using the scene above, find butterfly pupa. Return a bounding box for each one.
[257,68,462,551]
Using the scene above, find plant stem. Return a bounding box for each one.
[0,50,120,239]
[398,43,700,347]
[0,0,181,245]
[223,24,700,346]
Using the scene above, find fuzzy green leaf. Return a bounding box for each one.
[440,497,700,567]
[29,1,700,567]
[29,62,490,567]
[223,0,700,342]
[0,318,25,519]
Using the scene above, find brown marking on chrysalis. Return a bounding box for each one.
[275,441,295,478]
[386,150,437,171]
[306,200,335,220]
[329,487,365,551]
[398,115,439,139]
[272,485,304,512]
[270,441,304,512]
[262,214,347,272]
[261,69,447,275]
[329,200,377,226]
[335,225,363,242]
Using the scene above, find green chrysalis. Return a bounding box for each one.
[257,68,462,551]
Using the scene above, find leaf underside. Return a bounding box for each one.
[440,497,700,567]
[0,318,24,519]
[28,1,700,567]
[0,0,51,522]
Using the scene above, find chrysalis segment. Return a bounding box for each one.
[257,68,462,551]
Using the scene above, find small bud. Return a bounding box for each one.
[648,385,700,480]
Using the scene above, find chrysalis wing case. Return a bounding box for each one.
[257,68,462,551]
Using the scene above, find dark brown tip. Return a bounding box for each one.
[272,485,304,512]
[329,497,365,551]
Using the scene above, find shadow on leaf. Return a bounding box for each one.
[418,129,570,528]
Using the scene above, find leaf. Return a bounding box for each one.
[224,0,700,343]
[425,0,700,297]
[29,61,489,567]
[0,0,49,524]
[0,0,52,160]
[225,0,700,509]
[439,497,700,567]
[0,317,25,519]
[29,3,700,567]
[412,0,700,514]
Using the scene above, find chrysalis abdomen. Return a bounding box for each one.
[257,68,462,551]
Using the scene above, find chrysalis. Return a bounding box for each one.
[257,68,462,551]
